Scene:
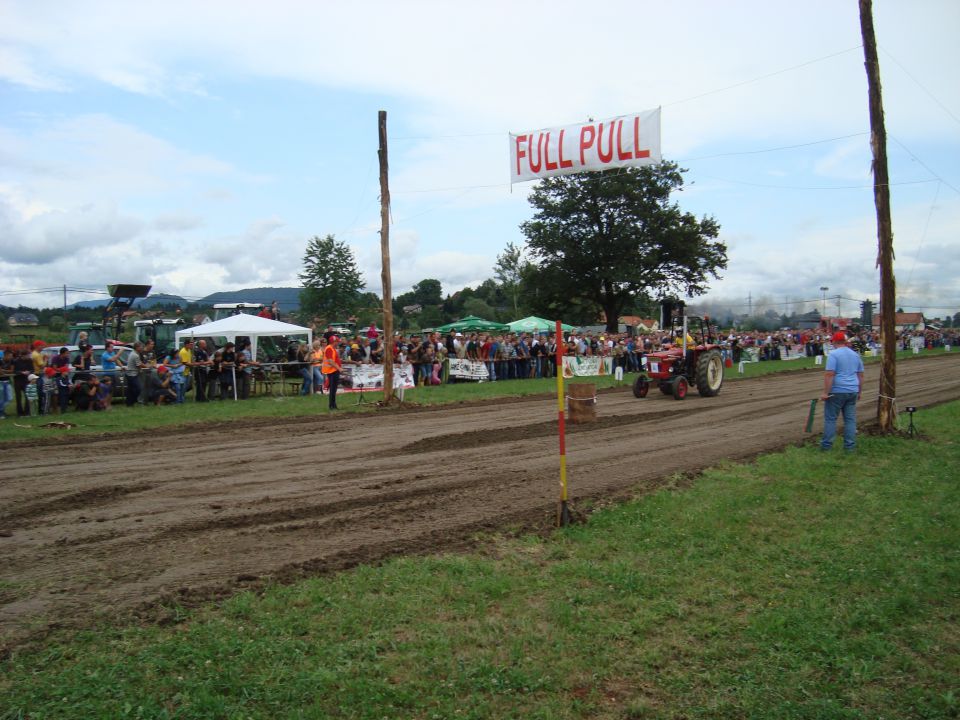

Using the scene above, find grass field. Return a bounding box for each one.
[2,401,957,719]
[0,348,952,443]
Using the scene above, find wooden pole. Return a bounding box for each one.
[859,0,896,432]
[378,110,395,404]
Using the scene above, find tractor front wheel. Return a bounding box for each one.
[695,350,724,397]
[632,376,650,398]
[671,376,688,400]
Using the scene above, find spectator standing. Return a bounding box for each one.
[820,332,864,453]
[310,340,324,395]
[41,367,56,415]
[178,339,194,398]
[30,341,46,415]
[100,340,122,387]
[0,349,11,419]
[220,342,238,400]
[124,342,143,407]
[139,340,156,404]
[56,366,71,413]
[191,339,210,402]
[166,349,187,404]
[72,345,95,381]
[13,349,34,416]
[322,334,342,410]
[239,340,257,399]
[25,373,39,415]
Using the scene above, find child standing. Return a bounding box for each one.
[41,367,56,415]
[25,373,39,416]
[56,366,72,413]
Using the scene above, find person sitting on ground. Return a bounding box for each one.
[150,365,177,405]
[96,375,113,410]
[73,374,101,411]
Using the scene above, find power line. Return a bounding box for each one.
[691,174,938,191]
[678,132,868,162]
[664,45,863,107]
[905,180,942,291]
[879,44,960,129]
[888,135,960,196]
[386,45,865,142]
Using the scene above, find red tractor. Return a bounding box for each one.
[633,315,725,400]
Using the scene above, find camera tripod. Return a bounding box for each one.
[354,381,372,406]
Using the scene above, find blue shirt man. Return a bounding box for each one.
[820,332,864,452]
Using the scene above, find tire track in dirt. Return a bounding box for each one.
[1,353,958,654]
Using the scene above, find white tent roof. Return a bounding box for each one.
[175,314,311,360]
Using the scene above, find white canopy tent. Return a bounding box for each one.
[174,314,312,360]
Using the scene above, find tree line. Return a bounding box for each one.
[300,161,729,332]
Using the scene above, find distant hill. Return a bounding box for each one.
[66,287,304,312]
[199,287,302,311]
[69,293,189,310]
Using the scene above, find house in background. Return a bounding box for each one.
[7,312,39,326]
[868,311,925,332]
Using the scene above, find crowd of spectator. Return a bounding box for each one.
[1,323,957,418]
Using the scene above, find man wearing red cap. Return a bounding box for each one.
[820,331,864,452]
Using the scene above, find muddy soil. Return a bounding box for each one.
[2,354,958,653]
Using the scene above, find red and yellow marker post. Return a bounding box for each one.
[556,319,571,526]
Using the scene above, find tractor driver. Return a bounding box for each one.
[673,328,696,347]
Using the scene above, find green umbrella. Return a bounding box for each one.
[434,315,511,333]
[506,315,576,333]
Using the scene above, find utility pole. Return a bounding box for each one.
[860,0,897,432]
[63,284,67,321]
[820,286,829,318]
[378,110,395,404]
[836,295,842,318]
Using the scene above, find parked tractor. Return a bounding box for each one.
[633,314,724,400]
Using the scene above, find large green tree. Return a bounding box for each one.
[298,234,364,321]
[520,162,726,331]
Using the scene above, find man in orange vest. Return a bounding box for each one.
[321,335,343,410]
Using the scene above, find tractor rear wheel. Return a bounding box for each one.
[659,381,673,395]
[695,350,724,397]
[671,376,688,400]
[632,376,649,398]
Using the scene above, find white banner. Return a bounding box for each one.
[510,108,661,184]
[448,358,490,381]
[561,356,613,378]
[341,363,415,392]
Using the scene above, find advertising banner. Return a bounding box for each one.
[341,363,415,392]
[561,356,613,378]
[448,358,490,381]
[510,108,661,184]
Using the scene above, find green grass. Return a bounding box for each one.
[3,403,958,719]
[0,348,952,443]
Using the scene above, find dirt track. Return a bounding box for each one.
[2,354,959,652]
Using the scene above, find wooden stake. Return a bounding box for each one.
[378,110,394,404]
[859,0,897,432]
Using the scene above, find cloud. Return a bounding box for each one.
[0,195,143,264]
[154,212,203,232]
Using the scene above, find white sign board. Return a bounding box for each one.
[510,108,661,185]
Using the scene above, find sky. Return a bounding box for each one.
[1,0,958,320]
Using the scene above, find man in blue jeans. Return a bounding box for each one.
[820,331,864,452]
